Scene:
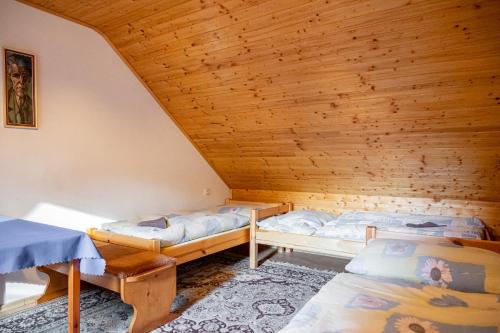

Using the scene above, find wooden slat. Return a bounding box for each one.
[88,228,161,252]
[160,226,250,265]
[256,229,364,258]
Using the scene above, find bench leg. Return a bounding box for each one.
[37,267,68,304]
[249,212,258,269]
[120,267,176,333]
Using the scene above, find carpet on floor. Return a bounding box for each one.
[0,254,337,333]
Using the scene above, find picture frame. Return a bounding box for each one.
[4,48,37,129]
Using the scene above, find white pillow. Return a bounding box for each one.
[217,206,252,217]
[277,210,336,228]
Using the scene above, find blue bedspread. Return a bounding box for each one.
[0,216,105,275]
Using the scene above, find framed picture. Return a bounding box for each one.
[4,48,37,129]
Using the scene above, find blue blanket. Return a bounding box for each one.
[0,216,105,275]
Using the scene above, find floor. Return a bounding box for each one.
[0,252,337,333]
[268,250,351,272]
[230,243,351,272]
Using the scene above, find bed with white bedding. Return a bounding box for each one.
[250,209,365,267]
[329,211,486,240]
[101,208,253,247]
[258,210,486,241]
[279,272,500,333]
[90,200,289,265]
[250,210,487,267]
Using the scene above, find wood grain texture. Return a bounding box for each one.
[20,1,500,201]
[39,253,176,333]
[68,260,80,333]
[121,265,176,333]
[232,189,500,236]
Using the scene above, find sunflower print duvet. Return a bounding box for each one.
[278,273,500,333]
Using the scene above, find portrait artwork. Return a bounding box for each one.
[4,48,36,128]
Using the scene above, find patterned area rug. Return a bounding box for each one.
[0,254,336,333]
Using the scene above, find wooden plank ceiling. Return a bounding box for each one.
[23,0,500,202]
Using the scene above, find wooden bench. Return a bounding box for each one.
[38,240,176,333]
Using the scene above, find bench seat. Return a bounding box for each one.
[39,241,176,333]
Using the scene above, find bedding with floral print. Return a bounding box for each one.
[427,294,468,307]
[419,258,453,288]
[416,256,486,292]
[346,294,399,310]
[360,275,425,289]
[383,240,417,257]
[384,313,497,333]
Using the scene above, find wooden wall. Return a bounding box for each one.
[22,1,500,231]
[232,189,500,236]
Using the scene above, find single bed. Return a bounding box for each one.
[250,208,489,268]
[331,210,487,240]
[279,238,500,333]
[279,272,500,333]
[89,199,289,265]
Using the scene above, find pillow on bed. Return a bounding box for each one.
[301,210,337,223]
[257,210,337,235]
[137,217,167,229]
[275,210,336,227]
[345,238,500,294]
[217,206,252,217]
[257,218,318,236]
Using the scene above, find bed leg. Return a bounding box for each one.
[285,248,293,254]
[250,210,258,269]
[250,240,258,269]
[366,226,377,244]
[121,266,176,333]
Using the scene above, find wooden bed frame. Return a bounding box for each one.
[250,203,366,268]
[366,225,500,253]
[250,205,493,268]
[366,224,491,242]
[88,199,288,265]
